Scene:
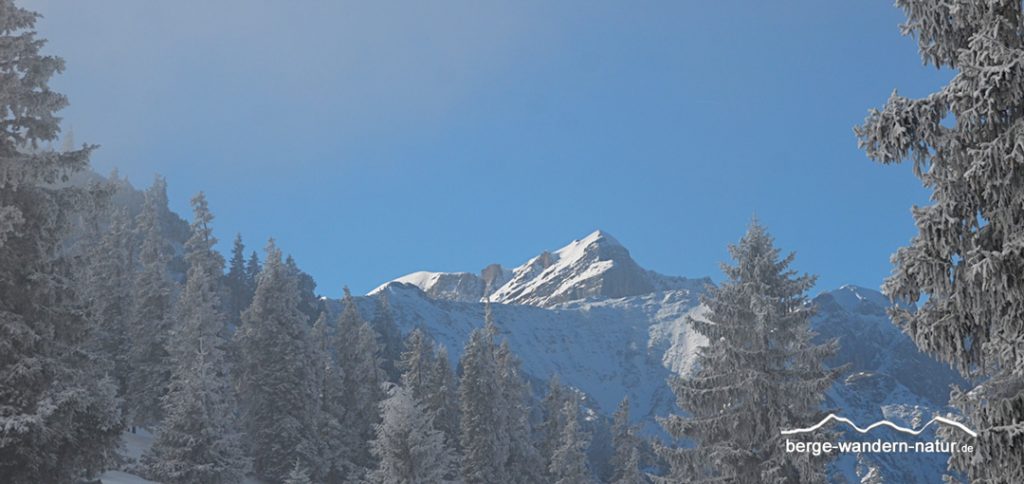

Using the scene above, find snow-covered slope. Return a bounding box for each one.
[373,271,488,303]
[370,265,512,303]
[344,283,705,434]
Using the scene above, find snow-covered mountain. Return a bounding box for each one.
[350,231,966,482]
[812,285,966,483]
[372,230,710,307]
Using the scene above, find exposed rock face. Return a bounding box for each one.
[480,263,511,293]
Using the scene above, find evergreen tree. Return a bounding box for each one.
[427,345,460,451]
[369,386,457,484]
[284,460,314,484]
[310,312,352,483]
[82,207,135,392]
[373,292,404,382]
[141,193,248,484]
[610,397,644,484]
[612,446,645,484]
[496,340,544,484]
[245,250,261,293]
[658,222,837,483]
[334,288,386,476]
[458,308,507,484]
[855,2,1024,480]
[286,255,321,324]
[235,240,318,482]
[540,374,569,475]
[399,328,436,400]
[125,176,176,427]
[224,233,252,324]
[0,1,122,479]
[549,398,592,484]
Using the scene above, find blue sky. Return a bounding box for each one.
[27,1,948,296]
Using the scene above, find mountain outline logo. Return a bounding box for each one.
[780,413,977,438]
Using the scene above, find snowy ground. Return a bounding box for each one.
[98,428,155,483]
[100,470,158,484]
[98,430,267,484]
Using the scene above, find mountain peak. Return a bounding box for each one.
[488,230,706,307]
[577,229,621,247]
[371,230,707,307]
[819,285,891,313]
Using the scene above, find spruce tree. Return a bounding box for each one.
[658,222,837,483]
[82,207,135,392]
[496,340,544,484]
[224,233,251,324]
[369,386,457,484]
[0,1,122,479]
[400,328,436,400]
[284,460,314,484]
[235,240,318,482]
[612,446,645,484]
[285,254,321,324]
[458,315,507,484]
[334,288,386,476]
[549,398,592,484]
[610,397,644,484]
[310,312,352,483]
[855,2,1024,480]
[125,177,176,427]
[427,345,460,451]
[540,374,569,475]
[141,193,248,484]
[373,292,404,382]
[245,250,261,294]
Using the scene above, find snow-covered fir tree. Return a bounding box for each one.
[540,374,569,476]
[284,459,314,484]
[310,312,353,483]
[855,2,1024,480]
[224,233,253,324]
[125,177,177,428]
[140,193,249,484]
[245,250,261,292]
[496,340,545,484]
[372,292,404,382]
[610,397,645,484]
[400,328,436,400]
[0,1,122,479]
[458,312,508,484]
[286,254,322,324]
[427,345,460,451]
[658,222,837,483]
[612,445,645,484]
[334,288,387,476]
[82,207,135,393]
[235,240,318,482]
[549,398,592,484]
[369,386,457,484]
